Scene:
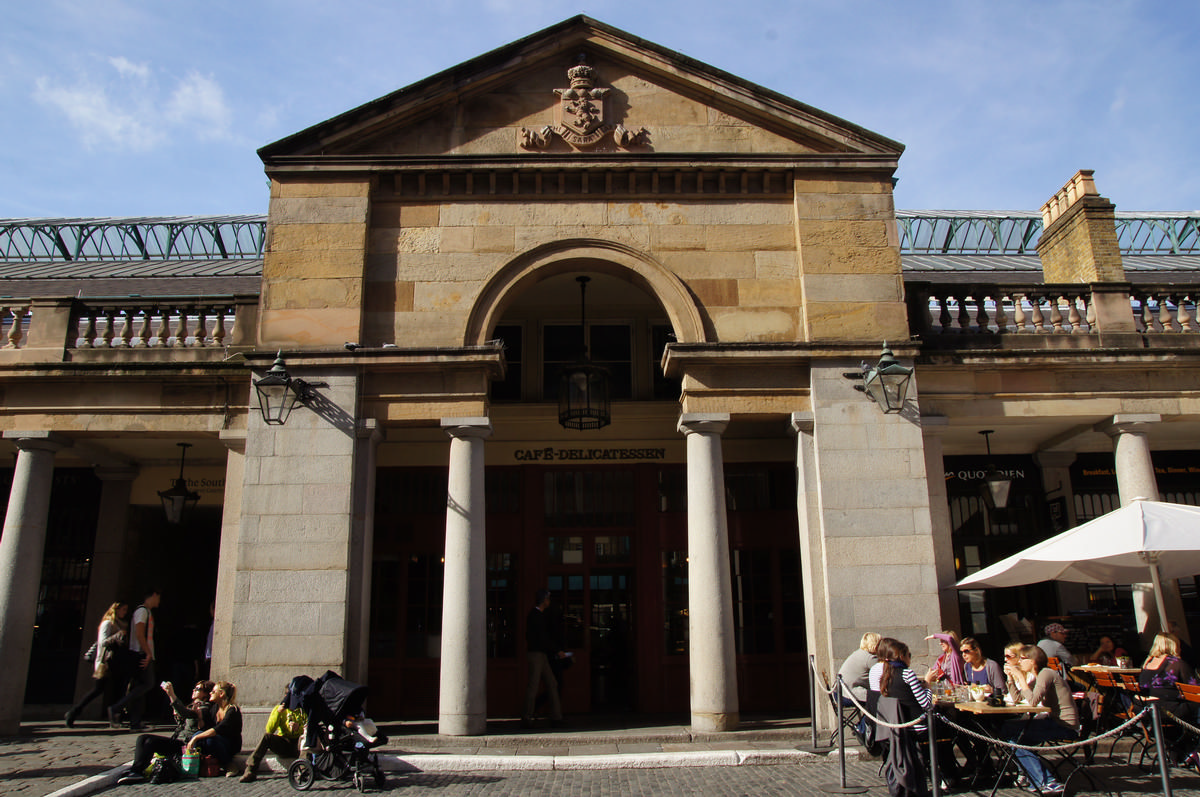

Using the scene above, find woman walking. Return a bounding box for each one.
[65,602,128,727]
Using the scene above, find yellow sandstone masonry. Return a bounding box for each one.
[262,250,367,280]
[738,279,802,307]
[272,179,371,199]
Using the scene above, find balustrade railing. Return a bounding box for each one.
[912,284,1095,335]
[0,295,256,354]
[910,282,1199,339]
[71,298,241,349]
[1131,287,1199,333]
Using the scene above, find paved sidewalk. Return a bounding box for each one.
[7,714,1200,797]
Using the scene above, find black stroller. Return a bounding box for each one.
[287,671,388,792]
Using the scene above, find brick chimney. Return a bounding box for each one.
[1036,170,1124,283]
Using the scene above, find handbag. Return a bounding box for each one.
[83,642,97,663]
[200,754,222,777]
[181,749,200,778]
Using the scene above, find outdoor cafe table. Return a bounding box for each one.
[942,703,1053,796]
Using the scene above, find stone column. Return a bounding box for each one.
[678,413,739,732]
[1095,414,1181,637]
[73,466,138,706]
[0,432,69,735]
[346,420,382,685]
[438,417,491,736]
[211,431,246,683]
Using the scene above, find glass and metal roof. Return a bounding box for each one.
[0,216,266,262]
[897,210,1200,256]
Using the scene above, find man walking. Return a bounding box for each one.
[109,587,160,730]
[522,588,565,728]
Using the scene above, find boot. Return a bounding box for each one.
[64,709,77,728]
[239,757,259,782]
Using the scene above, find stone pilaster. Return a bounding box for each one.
[678,413,739,732]
[0,432,70,735]
[438,417,491,736]
[921,420,959,631]
[211,431,246,684]
[806,362,942,674]
[229,367,361,705]
[346,420,382,685]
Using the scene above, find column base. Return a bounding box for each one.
[690,711,740,732]
[439,713,487,736]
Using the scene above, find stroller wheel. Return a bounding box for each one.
[288,758,315,791]
[353,770,367,793]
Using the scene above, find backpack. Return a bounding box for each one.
[148,754,181,784]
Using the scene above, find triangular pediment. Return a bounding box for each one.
[260,17,902,162]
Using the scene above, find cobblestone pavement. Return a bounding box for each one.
[9,718,1200,797]
[46,760,1200,796]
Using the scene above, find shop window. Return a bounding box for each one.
[487,552,518,658]
[544,469,635,527]
[548,536,585,565]
[541,322,632,401]
[405,554,444,658]
[486,468,520,514]
[546,573,587,650]
[594,535,631,564]
[731,550,775,655]
[491,324,523,402]
[662,551,688,656]
[657,466,686,513]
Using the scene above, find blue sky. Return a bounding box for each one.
[3,0,1197,219]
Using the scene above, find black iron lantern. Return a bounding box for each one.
[978,429,1013,509]
[558,276,611,430]
[860,343,913,414]
[253,352,301,426]
[159,442,200,525]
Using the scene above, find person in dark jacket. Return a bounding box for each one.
[521,588,566,728]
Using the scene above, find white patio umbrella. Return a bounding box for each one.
[956,500,1200,626]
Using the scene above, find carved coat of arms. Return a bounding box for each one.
[521,56,648,150]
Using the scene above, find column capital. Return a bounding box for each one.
[441,417,492,440]
[219,429,247,454]
[2,431,71,453]
[677,413,730,436]
[356,418,384,443]
[789,411,814,434]
[1095,414,1161,438]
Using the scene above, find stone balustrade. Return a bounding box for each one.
[908,282,1199,342]
[0,295,258,358]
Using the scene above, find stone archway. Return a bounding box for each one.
[464,239,706,346]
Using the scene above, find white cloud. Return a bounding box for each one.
[108,56,150,81]
[33,58,234,151]
[165,71,232,140]
[34,76,163,150]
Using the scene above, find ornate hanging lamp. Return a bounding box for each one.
[978,429,1013,509]
[558,276,611,430]
[159,442,200,525]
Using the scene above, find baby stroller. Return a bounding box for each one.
[287,671,388,792]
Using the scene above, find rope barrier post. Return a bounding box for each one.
[818,675,867,794]
[1150,702,1175,797]
[926,703,941,797]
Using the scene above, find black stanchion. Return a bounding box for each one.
[818,675,867,794]
[1151,702,1175,797]
[926,704,941,797]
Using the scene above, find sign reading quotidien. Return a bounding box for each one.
[513,447,666,462]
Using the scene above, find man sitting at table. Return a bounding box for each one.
[1037,623,1075,667]
[1002,645,1076,796]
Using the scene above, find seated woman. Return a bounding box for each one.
[1088,635,1128,667]
[1139,632,1197,762]
[1002,645,1077,796]
[238,678,308,782]
[1002,642,1033,695]
[923,631,966,686]
[185,681,242,772]
[873,638,932,797]
[116,681,214,785]
[960,637,1005,695]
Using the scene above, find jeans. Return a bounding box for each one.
[1003,718,1075,789]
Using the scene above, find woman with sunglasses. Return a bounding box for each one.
[960,638,1005,695]
[1001,645,1076,795]
[116,681,215,785]
[185,681,242,773]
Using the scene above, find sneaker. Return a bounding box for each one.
[64,709,76,728]
[116,770,146,786]
[239,769,257,783]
